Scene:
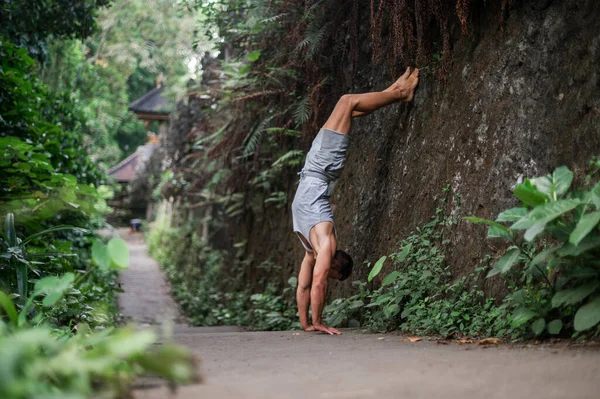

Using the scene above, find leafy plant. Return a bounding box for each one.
[0,213,83,299]
[1,213,128,298]
[0,218,196,398]
[0,0,110,57]
[248,279,299,331]
[466,164,600,336]
[324,189,513,338]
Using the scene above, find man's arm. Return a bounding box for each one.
[310,225,341,335]
[310,259,328,328]
[297,251,315,330]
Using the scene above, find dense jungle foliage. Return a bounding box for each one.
[0,1,198,397]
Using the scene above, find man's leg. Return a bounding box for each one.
[322,68,419,134]
[297,251,315,331]
[351,67,412,118]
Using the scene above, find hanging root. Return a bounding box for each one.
[456,0,470,36]
[370,0,387,64]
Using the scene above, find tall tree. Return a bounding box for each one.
[38,0,210,164]
[0,0,111,57]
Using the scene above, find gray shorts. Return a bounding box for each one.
[291,175,336,252]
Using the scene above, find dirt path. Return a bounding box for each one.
[117,229,184,327]
[118,231,600,399]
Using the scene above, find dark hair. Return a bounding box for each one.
[334,250,353,281]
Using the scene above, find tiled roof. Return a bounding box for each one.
[107,143,157,183]
[128,87,171,115]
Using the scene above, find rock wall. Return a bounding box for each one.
[242,0,600,297]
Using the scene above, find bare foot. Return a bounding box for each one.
[383,67,411,93]
[392,67,412,90]
[395,68,419,102]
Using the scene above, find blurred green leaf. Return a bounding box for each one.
[34,273,75,307]
[107,238,129,270]
[531,318,545,336]
[382,271,401,286]
[552,166,574,197]
[552,282,600,308]
[463,216,509,232]
[91,240,110,270]
[247,50,262,62]
[396,243,412,262]
[0,290,18,326]
[511,307,538,328]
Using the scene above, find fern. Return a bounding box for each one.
[294,23,328,58]
[293,1,330,60]
[242,114,276,158]
[250,169,276,191]
[265,127,301,137]
[260,13,289,24]
[267,67,297,79]
[300,1,322,23]
[193,123,229,150]
[273,150,305,168]
[307,24,329,58]
[217,192,245,217]
[292,95,312,126]
[264,191,287,208]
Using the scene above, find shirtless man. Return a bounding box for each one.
[292,67,420,335]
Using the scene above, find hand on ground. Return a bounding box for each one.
[313,324,342,335]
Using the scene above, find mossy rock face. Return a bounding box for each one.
[327,0,600,298]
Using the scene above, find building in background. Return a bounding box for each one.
[107,84,171,223]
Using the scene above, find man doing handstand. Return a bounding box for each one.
[292,67,420,335]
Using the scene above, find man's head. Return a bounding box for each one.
[328,250,353,281]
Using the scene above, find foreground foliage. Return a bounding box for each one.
[466,160,600,337]
[0,214,196,398]
[0,325,193,399]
